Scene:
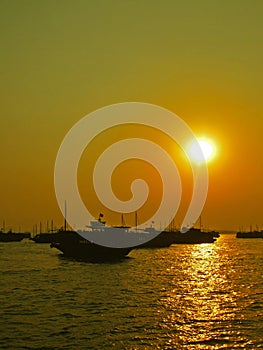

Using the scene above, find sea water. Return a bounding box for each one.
[0,234,262,349]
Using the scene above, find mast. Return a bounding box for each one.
[135,212,138,232]
[121,214,125,227]
[64,200,67,231]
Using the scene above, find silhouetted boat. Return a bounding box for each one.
[31,230,66,243]
[136,230,176,248]
[236,231,263,238]
[0,230,31,242]
[50,230,133,262]
[211,230,220,238]
[50,214,134,261]
[75,215,159,248]
[172,228,216,244]
[137,227,217,248]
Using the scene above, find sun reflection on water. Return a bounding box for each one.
[158,242,246,348]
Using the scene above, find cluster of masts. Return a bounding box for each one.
[1,220,23,234]
[0,219,63,236]
[32,220,62,235]
[238,224,262,233]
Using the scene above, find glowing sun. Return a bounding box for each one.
[189,138,216,163]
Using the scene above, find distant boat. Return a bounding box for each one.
[0,230,30,242]
[136,230,176,248]
[236,231,263,238]
[31,230,66,243]
[211,230,220,238]
[138,227,216,248]
[172,228,216,244]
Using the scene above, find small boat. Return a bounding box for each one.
[31,231,66,243]
[236,231,263,238]
[0,230,30,242]
[211,230,220,238]
[50,230,133,262]
[171,228,216,244]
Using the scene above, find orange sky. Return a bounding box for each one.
[1,1,263,232]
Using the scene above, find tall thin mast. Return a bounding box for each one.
[121,214,125,227]
[64,200,67,231]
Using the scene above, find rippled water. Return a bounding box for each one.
[0,234,262,349]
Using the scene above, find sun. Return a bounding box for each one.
[188,137,216,163]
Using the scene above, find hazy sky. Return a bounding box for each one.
[1,0,263,231]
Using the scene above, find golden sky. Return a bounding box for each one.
[1,1,263,232]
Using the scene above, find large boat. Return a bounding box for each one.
[50,215,139,261]
[76,217,156,248]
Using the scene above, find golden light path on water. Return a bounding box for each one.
[155,236,262,348]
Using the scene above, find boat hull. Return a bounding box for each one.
[32,231,72,243]
[236,231,263,238]
[137,229,216,248]
[0,232,29,242]
[50,231,133,262]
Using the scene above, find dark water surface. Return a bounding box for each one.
[0,234,262,349]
